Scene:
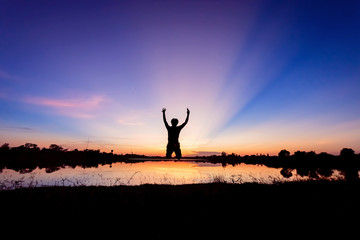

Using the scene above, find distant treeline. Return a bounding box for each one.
[204,148,360,180]
[0,143,138,174]
[1,143,359,180]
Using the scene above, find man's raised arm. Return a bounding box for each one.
[162,108,169,129]
[180,108,190,128]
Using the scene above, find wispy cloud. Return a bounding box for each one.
[1,126,36,132]
[0,69,10,78]
[25,95,105,109]
[0,69,23,83]
[0,69,14,79]
[24,95,107,119]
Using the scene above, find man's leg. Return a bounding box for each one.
[166,144,173,158]
[175,145,182,160]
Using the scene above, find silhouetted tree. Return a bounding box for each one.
[278,149,290,158]
[49,144,64,151]
[340,148,358,181]
[294,151,307,161]
[1,143,10,150]
[307,151,316,158]
[318,152,333,159]
[340,148,355,159]
[24,143,40,151]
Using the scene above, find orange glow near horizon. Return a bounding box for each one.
[1,135,356,157]
[2,115,360,156]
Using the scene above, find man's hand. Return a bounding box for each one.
[187,108,190,115]
[162,108,166,113]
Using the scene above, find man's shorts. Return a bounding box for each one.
[166,142,182,159]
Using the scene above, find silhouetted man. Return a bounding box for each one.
[162,108,190,160]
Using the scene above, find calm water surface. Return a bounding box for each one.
[0,160,319,189]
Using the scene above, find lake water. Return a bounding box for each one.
[0,160,344,190]
[0,160,340,189]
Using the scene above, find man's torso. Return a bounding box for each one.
[167,126,182,144]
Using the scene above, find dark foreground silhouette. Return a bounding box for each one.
[1,180,359,238]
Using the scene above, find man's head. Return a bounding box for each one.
[171,118,178,126]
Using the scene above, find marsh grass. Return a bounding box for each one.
[0,170,345,190]
[208,174,227,183]
[207,173,289,184]
[0,175,40,190]
[0,173,295,190]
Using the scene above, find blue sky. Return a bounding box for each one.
[1,0,360,155]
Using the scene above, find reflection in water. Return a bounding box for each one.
[0,161,341,189]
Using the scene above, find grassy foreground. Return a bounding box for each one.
[1,180,359,238]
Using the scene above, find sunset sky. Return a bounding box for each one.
[1,0,360,156]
